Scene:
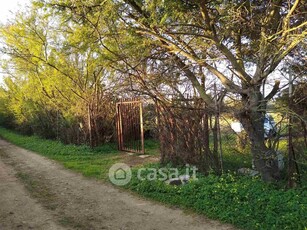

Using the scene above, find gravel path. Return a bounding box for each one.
[0,139,235,230]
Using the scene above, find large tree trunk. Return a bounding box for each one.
[238,88,280,182]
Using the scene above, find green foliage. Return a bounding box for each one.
[0,3,116,145]
[0,88,14,128]
[0,127,306,230]
[0,0,306,226]
[126,166,307,230]
[144,139,160,155]
[0,127,119,179]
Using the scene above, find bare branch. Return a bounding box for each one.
[265,80,280,101]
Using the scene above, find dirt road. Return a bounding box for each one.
[0,139,235,230]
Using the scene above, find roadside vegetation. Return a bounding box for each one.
[0,127,119,179]
[0,1,306,229]
[0,127,306,230]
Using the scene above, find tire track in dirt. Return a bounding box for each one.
[0,147,66,230]
[0,139,235,230]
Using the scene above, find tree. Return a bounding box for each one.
[44,0,306,181]
[0,4,117,146]
[125,0,306,181]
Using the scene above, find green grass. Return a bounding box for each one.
[144,139,160,155]
[0,127,120,179]
[0,127,306,230]
[126,165,307,230]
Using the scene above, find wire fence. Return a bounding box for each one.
[142,94,306,185]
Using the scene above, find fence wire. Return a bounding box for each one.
[143,94,306,185]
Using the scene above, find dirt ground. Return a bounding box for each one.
[0,139,235,230]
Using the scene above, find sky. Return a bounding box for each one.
[0,0,288,95]
[0,0,30,84]
[0,0,29,24]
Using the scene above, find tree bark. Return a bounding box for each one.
[238,88,280,182]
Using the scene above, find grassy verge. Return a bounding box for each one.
[0,127,120,179]
[126,165,306,230]
[0,127,306,230]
